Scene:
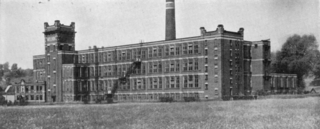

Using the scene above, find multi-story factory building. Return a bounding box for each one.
[32,0,296,103]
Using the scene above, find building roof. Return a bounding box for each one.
[4,85,15,95]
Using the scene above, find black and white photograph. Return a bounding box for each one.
[0,0,319,128]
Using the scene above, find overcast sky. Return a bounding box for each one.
[0,0,319,69]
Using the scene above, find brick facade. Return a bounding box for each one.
[32,22,296,102]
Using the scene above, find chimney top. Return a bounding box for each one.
[218,24,224,28]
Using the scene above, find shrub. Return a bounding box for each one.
[13,100,19,105]
[159,97,173,102]
[303,91,310,94]
[95,98,102,104]
[7,101,13,106]
[0,95,6,105]
[183,97,199,102]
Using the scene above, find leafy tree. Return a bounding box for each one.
[0,64,3,79]
[11,63,18,71]
[3,62,10,72]
[10,63,18,78]
[24,69,33,77]
[271,34,318,88]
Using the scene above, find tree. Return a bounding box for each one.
[271,34,318,88]
[0,64,3,78]
[10,63,18,78]
[3,62,10,72]
[11,63,17,71]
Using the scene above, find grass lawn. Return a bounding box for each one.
[0,97,319,129]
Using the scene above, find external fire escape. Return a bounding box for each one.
[106,58,142,103]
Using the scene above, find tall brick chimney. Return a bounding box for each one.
[165,0,176,40]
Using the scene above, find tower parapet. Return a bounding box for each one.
[199,24,244,40]
[44,20,75,33]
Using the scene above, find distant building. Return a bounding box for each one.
[2,80,46,103]
[32,0,297,102]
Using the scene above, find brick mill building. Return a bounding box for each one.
[32,0,297,103]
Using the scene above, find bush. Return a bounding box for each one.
[159,97,173,102]
[0,95,6,105]
[95,98,102,104]
[233,95,257,100]
[303,91,310,94]
[256,90,269,96]
[13,100,18,105]
[7,101,13,106]
[183,97,199,102]
[19,98,28,106]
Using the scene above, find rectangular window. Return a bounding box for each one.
[159,77,162,89]
[193,58,198,70]
[195,75,199,88]
[158,47,162,57]
[166,77,170,88]
[205,48,208,55]
[153,64,158,73]
[205,84,208,90]
[170,46,175,56]
[142,49,146,59]
[184,76,188,88]
[153,48,157,57]
[170,62,175,72]
[189,75,193,81]
[148,48,152,58]
[165,46,169,56]
[214,55,218,60]
[133,49,137,60]
[143,79,146,89]
[176,60,180,72]
[170,76,175,88]
[165,61,170,72]
[127,50,131,60]
[205,66,208,72]
[149,63,152,73]
[205,58,208,64]
[194,43,199,54]
[142,63,146,74]
[205,75,208,81]
[183,44,188,55]
[188,44,193,54]
[158,62,162,72]
[183,60,188,71]
[188,59,193,71]
[150,78,153,89]
[176,76,180,88]
[176,45,180,55]
[153,77,158,89]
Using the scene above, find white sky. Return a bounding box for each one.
[0,0,319,69]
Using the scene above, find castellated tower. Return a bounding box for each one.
[43,20,76,102]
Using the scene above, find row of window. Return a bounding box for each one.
[25,95,44,101]
[17,85,44,93]
[63,74,217,92]
[64,57,217,78]
[34,71,46,81]
[45,44,73,53]
[270,77,296,88]
[34,59,45,69]
[65,93,202,101]
[77,41,209,64]
[114,92,201,101]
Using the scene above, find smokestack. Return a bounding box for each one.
[165,0,176,40]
